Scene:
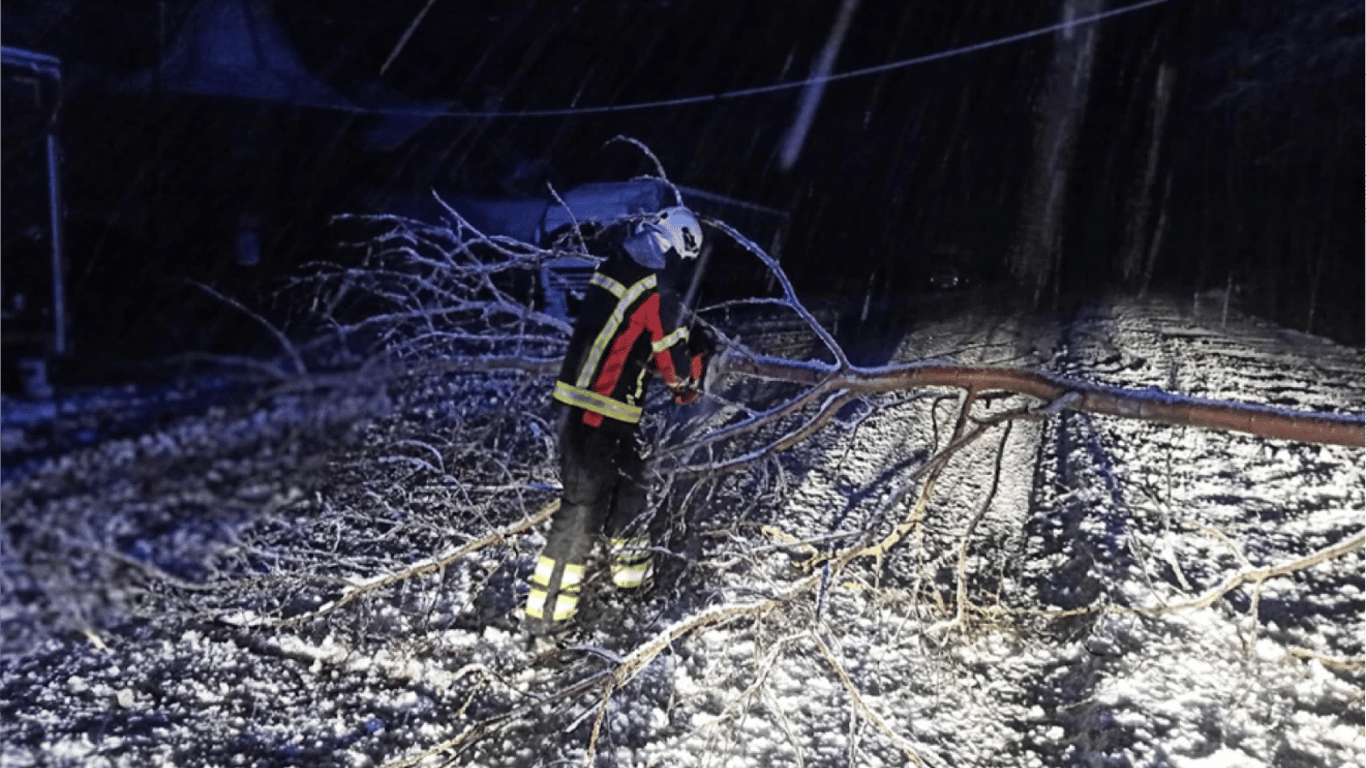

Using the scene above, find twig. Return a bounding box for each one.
[933,418,1013,636]
[231,499,561,628]
[605,135,684,206]
[710,220,849,369]
[1134,532,1364,616]
[697,631,803,734]
[678,389,857,478]
[813,633,942,768]
[851,392,1034,564]
[189,280,305,376]
[378,668,614,768]
[545,181,591,255]
[585,677,615,767]
[1284,647,1365,672]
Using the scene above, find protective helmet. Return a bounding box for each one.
[641,206,703,260]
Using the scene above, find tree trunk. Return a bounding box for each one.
[1121,62,1175,293]
[1306,236,1321,336]
[1011,0,1103,304]
[1139,171,1171,296]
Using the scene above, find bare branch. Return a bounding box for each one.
[724,355,1364,448]
[189,279,306,376]
[1136,532,1364,616]
[814,633,944,768]
[710,220,849,369]
[605,135,685,206]
[225,499,561,629]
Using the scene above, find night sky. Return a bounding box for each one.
[2,0,1362,379]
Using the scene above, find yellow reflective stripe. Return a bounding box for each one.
[525,589,547,619]
[525,590,580,622]
[532,556,556,586]
[610,536,650,549]
[526,556,586,621]
[652,326,689,354]
[575,274,658,389]
[611,536,652,588]
[553,381,643,424]
[533,557,584,586]
[590,272,627,298]
[612,561,653,588]
[550,592,579,620]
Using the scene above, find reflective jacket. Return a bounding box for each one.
[553,246,703,431]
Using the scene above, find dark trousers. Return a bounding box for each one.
[525,415,650,630]
[552,416,649,559]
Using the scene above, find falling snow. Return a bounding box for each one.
[2,291,1361,768]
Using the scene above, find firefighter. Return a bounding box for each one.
[524,206,712,637]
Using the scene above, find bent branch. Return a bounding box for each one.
[726,354,1364,448]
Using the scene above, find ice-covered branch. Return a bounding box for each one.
[721,355,1364,448]
[709,220,849,369]
[290,204,574,370]
[1137,532,1364,616]
[226,499,561,629]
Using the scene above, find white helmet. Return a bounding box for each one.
[640,206,703,260]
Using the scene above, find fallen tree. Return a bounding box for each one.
[722,355,1363,447]
[6,144,1359,768]
[261,158,1359,766]
[279,211,1361,451]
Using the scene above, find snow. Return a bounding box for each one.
[1,294,1362,767]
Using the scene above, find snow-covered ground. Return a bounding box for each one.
[1,292,1361,768]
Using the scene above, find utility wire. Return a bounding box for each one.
[334,0,1176,119]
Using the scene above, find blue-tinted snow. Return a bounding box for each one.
[0,293,1361,768]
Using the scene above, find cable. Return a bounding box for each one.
[330,0,1176,119]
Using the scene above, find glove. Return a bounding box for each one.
[672,379,702,405]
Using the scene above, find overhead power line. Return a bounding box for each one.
[309,0,1177,119]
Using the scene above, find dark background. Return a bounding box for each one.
[2,0,1361,382]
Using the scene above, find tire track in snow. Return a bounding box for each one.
[1013,294,1364,768]
[652,294,1360,768]
[1009,297,1151,767]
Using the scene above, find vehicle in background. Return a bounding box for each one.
[2,46,67,397]
[449,179,788,324]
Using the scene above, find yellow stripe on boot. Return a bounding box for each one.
[610,537,654,589]
[611,559,654,589]
[525,557,585,624]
